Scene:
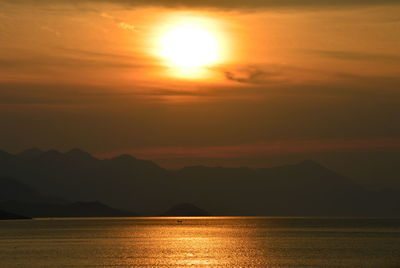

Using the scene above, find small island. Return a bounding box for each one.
[162,203,210,216]
[0,209,30,220]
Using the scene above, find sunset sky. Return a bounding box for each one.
[1,0,400,168]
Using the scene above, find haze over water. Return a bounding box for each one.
[1,217,400,267]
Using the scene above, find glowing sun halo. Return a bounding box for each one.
[157,19,223,77]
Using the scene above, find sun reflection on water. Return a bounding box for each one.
[115,217,268,267]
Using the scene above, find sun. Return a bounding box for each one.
[156,17,224,77]
[160,24,219,69]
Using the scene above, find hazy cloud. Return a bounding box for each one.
[3,0,400,10]
[0,47,155,73]
[307,50,400,63]
[103,138,400,160]
[0,55,140,70]
[57,47,136,60]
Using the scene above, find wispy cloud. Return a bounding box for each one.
[40,25,61,36]
[118,22,136,31]
[100,12,136,32]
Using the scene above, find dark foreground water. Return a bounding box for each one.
[1,217,400,267]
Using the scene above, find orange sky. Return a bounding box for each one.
[0,0,400,167]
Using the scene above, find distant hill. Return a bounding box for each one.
[0,177,63,203]
[162,203,210,216]
[0,177,138,217]
[0,201,138,218]
[0,148,399,216]
[0,209,30,220]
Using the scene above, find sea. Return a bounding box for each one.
[1,217,400,267]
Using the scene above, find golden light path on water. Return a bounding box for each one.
[117,217,261,267]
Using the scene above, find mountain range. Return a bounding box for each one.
[0,148,399,216]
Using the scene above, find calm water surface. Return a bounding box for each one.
[1,217,400,267]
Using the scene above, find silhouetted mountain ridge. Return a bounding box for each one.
[65,148,97,161]
[0,148,399,216]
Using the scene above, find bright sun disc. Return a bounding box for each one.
[159,22,220,70]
